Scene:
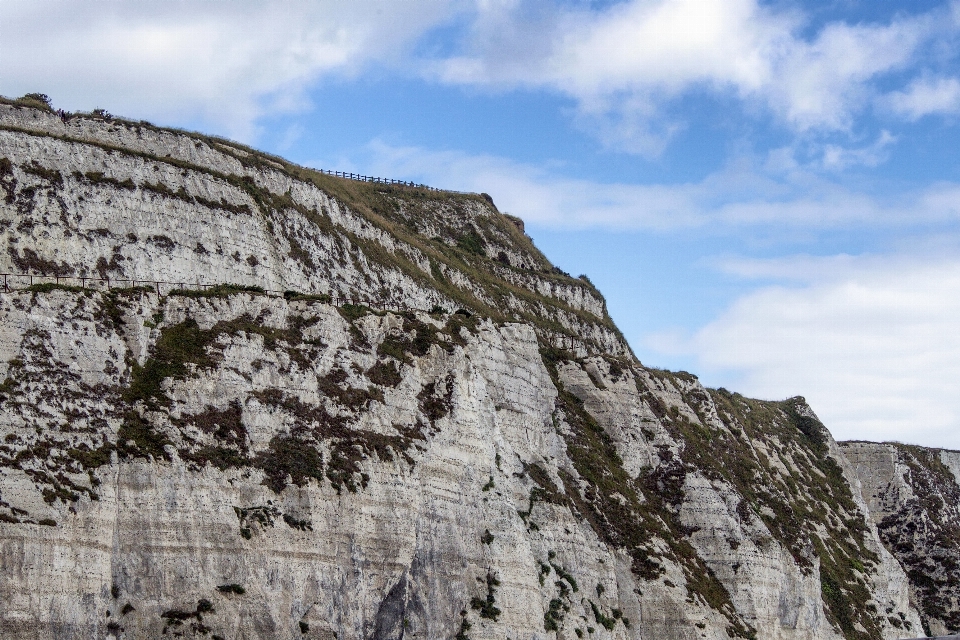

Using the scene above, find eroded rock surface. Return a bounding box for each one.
[841,442,960,637]
[0,97,949,640]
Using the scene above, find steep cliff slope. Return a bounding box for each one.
[840,442,960,637]
[0,96,939,640]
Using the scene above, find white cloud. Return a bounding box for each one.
[887,75,960,120]
[435,0,788,91]
[431,0,949,146]
[2,0,955,149]
[822,130,897,171]
[821,131,897,170]
[646,254,960,448]
[769,19,930,131]
[361,140,704,229]
[360,141,960,230]
[0,0,457,140]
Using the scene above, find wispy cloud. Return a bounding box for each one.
[821,131,897,170]
[886,74,960,120]
[361,140,960,231]
[646,253,960,448]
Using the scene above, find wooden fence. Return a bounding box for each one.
[313,169,443,192]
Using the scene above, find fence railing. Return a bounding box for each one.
[313,169,444,192]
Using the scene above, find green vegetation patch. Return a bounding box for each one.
[250,390,425,494]
[256,433,325,493]
[12,93,54,112]
[124,318,215,408]
[367,360,402,387]
[25,282,86,294]
[169,283,265,298]
[120,310,324,461]
[538,346,757,639]
[470,572,502,621]
[216,584,246,595]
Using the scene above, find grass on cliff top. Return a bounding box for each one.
[0,96,623,353]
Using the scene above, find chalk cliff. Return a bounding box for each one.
[0,95,953,640]
[840,442,960,637]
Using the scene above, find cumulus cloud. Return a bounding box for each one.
[2,0,957,149]
[431,0,951,147]
[886,75,960,120]
[646,254,960,448]
[768,18,931,131]
[0,0,456,139]
[434,0,787,91]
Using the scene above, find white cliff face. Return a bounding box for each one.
[840,442,960,637]
[0,98,944,640]
[0,289,671,639]
[0,102,622,356]
[555,361,921,640]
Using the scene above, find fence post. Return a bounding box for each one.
[3,274,6,291]
[156,282,160,296]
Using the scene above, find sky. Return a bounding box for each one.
[2,0,960,448]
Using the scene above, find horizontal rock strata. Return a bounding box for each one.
[0,96,950,640]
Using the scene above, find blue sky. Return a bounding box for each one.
[3,0,960,448]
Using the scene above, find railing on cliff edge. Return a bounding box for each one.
[56,109,452,193]
[313,169,447,192]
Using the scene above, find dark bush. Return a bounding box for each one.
[15,93,53,111]
[216,583,246,595]
[367,360,402,387]
[256,434,324,493]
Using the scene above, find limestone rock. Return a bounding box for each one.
[0,97,948,640]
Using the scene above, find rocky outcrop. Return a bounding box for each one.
[840,442,960,637]
[0,96,948,639]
